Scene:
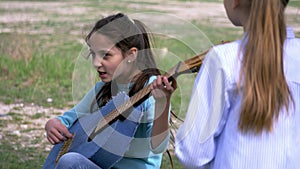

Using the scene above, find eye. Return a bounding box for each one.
[89,50,111,60]
[90,52,96,59]
[101,52,111,59]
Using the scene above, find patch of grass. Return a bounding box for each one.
[22,121,33,125]
[31,112,46,119]
[30,137,44,145]
[0,118,8,127]
[7,112,18,116]
[0,33,81,108]
[193,22,243,43]
[7,112,23,121]
[12,107,22,111]
[161,153,185,169]
[289,1,300,7]
[176,0,222,2]
[22,128,38,133]
[54,111,63,115]
[0,141,47,169]
[0,55,73,107]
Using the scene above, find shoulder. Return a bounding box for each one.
[82,81,105,99]
[204,40,242,85]
[211,40,241,60]
[95,81,105,90]
[204,40,241,71]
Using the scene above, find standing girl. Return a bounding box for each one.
[44,13,176,169]
[176,0,300,168]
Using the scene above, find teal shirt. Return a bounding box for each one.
[57,76,170,169]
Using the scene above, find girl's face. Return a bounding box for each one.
[224,0,243,26]
[88,32,132,83]
[224,0,250,27]
[224,0,236,25]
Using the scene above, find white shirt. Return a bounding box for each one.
[175,27,300,169]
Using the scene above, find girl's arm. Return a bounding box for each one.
[150,75,177,149]
[45,82,104,144]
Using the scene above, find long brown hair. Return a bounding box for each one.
[85,13,160,109]
[238,0,293,134]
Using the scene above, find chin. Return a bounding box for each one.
[100,78,111,83]
[234,22,243,27]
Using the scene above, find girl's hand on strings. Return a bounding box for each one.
[45,118,73,145]
[150,75,177,101]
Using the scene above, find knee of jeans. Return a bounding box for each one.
[56,152,83,168]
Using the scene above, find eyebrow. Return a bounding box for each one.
[90,49,110,54]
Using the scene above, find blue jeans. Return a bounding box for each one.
[56,152,102,169]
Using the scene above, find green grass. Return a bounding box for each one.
[0,33,80,107]
[161,153,185,169]
[176,0,222,2]
[0,142,47,169]
[289,0,300,7]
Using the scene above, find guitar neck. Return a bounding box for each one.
[90,70,176,139]
[90,48,209,140]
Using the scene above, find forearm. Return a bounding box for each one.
[149,75,176,150]
[151,98,170,149]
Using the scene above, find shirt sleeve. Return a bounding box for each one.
[175,48,230,169]
[57,82,104,128]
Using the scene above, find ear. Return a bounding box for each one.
[233,0,240,9]
[126,47,138,62]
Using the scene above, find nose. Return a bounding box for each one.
[93,56,103,69]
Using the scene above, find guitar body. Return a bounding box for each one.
[43,92,143,169]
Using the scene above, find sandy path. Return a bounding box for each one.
[0,1,298,33]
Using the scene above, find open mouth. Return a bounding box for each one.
[98,71,106,75]
[97,71,107,78]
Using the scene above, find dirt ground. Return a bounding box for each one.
[0,102,67,151]
[0,1,299,33]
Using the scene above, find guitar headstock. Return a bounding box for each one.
[166,49,209,78]
[166,41,230,78]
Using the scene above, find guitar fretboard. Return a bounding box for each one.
[90,47,210,139]
[92,85,152,134]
